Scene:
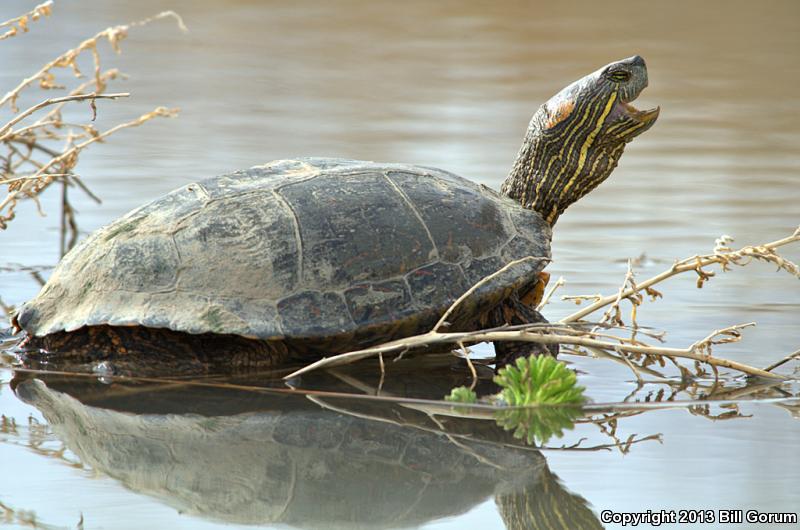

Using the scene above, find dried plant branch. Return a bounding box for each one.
[0,1,52,41]
[561,227,800,324]
[617,349,646,383]
[32,69,124,126]
[0,172,77,186]
[764,349,800,373]
[69,174,101,204]
[562,294,603,304]
[1,10,183,111]
[286,228,800,382]
[577,345,669,380]
[0,92,129,140]
[592,258,637,330]
[1,6,185,241]
[1,107,178,228]
[536,275,565,311]
[457,341,479,390]
[433,256,547,332]
[284,322,782,380]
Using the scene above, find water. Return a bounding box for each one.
[1,0,799,528]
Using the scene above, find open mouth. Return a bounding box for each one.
[604,90,660,141]
[618,100,660,125]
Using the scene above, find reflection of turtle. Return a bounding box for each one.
[13,375,602,530]
[13,56,657,367]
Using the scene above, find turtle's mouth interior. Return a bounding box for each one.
[619,100,659,123]
[612,93,659,125]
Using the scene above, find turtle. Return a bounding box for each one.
[12,55,658,370]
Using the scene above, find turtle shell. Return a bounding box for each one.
[16,158,551,347]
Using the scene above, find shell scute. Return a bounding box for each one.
[500,235,550,264]
[277,290,353,338]
[405,262,469,310]
[172,194,299,299]
[344,280,413,327]
[462,256,508,285]
[278,171,434,289]
[387,171,512,263]
[105,234,179,293]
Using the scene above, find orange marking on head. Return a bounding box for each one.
[544,98,575,130]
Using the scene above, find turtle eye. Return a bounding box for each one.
[608,70,631,83]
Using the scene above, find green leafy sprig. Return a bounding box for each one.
[444,386,478,404]
[494,355,586,406]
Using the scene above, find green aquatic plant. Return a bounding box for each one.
[444,386,478,404]
[441,356,585,445]
[494,404,582,445]
[491,356,585,445]
[494,355,586,406]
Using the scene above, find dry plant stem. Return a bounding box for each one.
[0,173,81,186]
[763,349,800,373]
[377,353,386,395]
[458,341,478,390]
[563,294,603,304]
[561,227,800,324]
[0,107,178,222]
[1,11,185,230]
[33,69,123,126]
[0,1,53,41]
[9,366,511,410]
[595,259,634,329]
[326,368,388,397]
[0,92,130,139]
[616,350,645,383]
[536,275,565,311]
[70,175,101,204]
[0,11,184,111]
[432,256,546,332]
[284,322,783,380]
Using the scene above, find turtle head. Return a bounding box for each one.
[502,55,659,226]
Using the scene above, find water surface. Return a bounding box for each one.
[1,1,799,528]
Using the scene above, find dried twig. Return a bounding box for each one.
[1,107,178,230]
[432,256,546,332]
[1,7,185,235]
[1,11,184,111]
[286,228,800,382]
[591,258,637,330]
[561,227,800,323]
[0,92,129,140]
[536,275,565,311]
[284,322,782,380]
[764,349,800,373]
[562,294,603,304]
[0,1,52,41]
[457,342,478,390]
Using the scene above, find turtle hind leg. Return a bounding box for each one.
[488,294,558,368]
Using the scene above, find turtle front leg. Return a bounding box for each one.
[489,297,558,367]
[488,272,558,368]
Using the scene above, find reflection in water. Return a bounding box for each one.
[13,374,602,530]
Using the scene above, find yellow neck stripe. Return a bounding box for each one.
[559,92,617,200]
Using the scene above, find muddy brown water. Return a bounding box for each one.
[1,1,799,528]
